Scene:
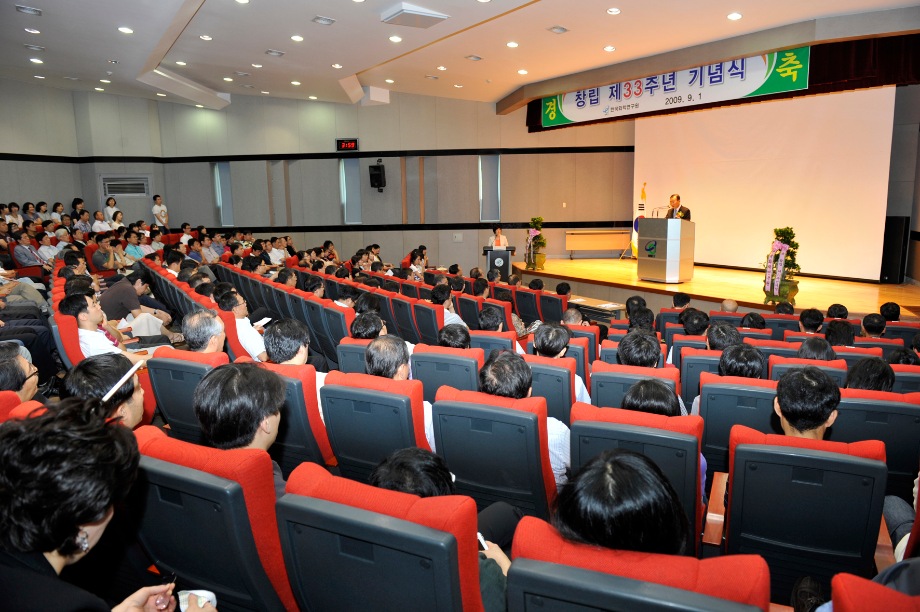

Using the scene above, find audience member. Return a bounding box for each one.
[182,309,226,353]
[617,331,661,368]
[62,353,145,428]
[622,378,679,417]
[0,343,40,404]
[862,313,886,338]
[528,278,544,290]
[628,307,654,332]
[624,295,646,320]
[672,292,690,309]
[741,312,766,329]
[263,317,327,374]
[880,301,901,322]
[350,312,384,339]
[887,348,920,366]
[532,323,590,403]
[706,324,742,351]
[799,308,824,333]
[430,284,466,328]
[827,303,849,319]
[217,291,267,361]
[844,357,895,392]
[796,337,837,361]
[438,324,470,349]
[774,367,839,440]
[825,320,855,347]
[59,291,147,365]
[721,299,739,313]
[555,282,571,296]
[774,301,795,315]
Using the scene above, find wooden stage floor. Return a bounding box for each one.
[513,259,920,320]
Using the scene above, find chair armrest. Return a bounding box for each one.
[14,266,43,278]
[875,516,896,573]
[702,471,728,546]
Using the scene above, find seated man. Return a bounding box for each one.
[562,306,608,341]
[91,237,130,278]
[98,268,180,345]
[532,323,590,403]
[827,303,849,320]
[263,318,327,377]
[0,342,40,405]
[59,290,147,365]
[194,362,287,498]
[667,309,708,364]
[720,299,739,313]
[862,313,886,339]
[625,295,647,321]
[880,301,900,323]
[774,366,839,440]
[627,307,655,333]
[673,292,690,310]
[619,330,687,414]
[439,324,470,349]
[181,309,226,354]
[334,285,358,309]
[91,211,112,233]
[473,277,489,299]
[12,231,52,274]
[690,343,766,415]
[63,353,145,428]
[430,284,466,328]
[478,306,524,354]
[217,291,267,361]
[351,312,385,340]
[706,323,743,351]
[480,350,570,486]
[799,308,824,334]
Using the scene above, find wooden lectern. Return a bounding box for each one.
[483,246,516,282]
[636,219,695,283]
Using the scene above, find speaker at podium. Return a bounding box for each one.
[483,246,516,282]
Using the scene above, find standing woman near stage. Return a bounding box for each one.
[489,224,509,247]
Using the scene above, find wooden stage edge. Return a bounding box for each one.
[513,259,920,321]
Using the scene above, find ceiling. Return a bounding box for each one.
[0,0,915,109]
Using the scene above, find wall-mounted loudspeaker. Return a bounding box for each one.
[369,164,386,191]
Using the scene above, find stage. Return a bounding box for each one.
[513,259,920,321]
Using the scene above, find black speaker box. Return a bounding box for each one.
[369,164,386,189]
[880,215,909,283]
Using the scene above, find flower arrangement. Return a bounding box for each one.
[526,216,547,270]
[763,226,801,304]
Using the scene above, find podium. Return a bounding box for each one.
[483,246,516,282]
[636,219,695,283]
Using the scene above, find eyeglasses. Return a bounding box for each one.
[24,364,38,382]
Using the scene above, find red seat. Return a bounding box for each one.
[83,243,116,278]
[216,308,250,361]
[512,516,770,610]
[284,462,484,612]
[767,355,848,383]
[152,346,230,366]
[0,390,23,422]
[783,330,825,342]
[832,572,920,611]
[7,400,45,420]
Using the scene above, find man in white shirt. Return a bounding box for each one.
[334,285,358,309]
[480,350,570,486]
[36,232,61,263]
[430,284,467,328]
[58,290,147,365]
[478,306,525,355]
[268,237,287,266]
[152,194,169,229]
[217,290,267,361]
[532,323,591,404]
[178,223,194,245]
[263,318,328,408]
[91,211,112,233]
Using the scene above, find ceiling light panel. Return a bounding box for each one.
[312,15,336,25]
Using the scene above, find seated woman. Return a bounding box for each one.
[0,398,215,610]
[553,448,691,555]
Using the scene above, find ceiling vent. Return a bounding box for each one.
[381,3,449,28]
[15,5,42,16]
[312,15,336,26]
[265,49,285,57]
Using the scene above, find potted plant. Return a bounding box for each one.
[526,216,547,270]
[763,226,801,305]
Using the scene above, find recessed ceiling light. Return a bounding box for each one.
[332,63,343,69]
[223,77,233,82]
[385,79,394,84]
[199,35,212,41]
[24,28,40,34]
[506,41,518,48]
[312,15,336,25]
[603,45,616,52]
[15,5,42,16]
[425,75,438,80]
[389,35,402,43]
[353,0,365,3]
[727,12,742,20]
[517,69,528,75]
[242,84,254,88]
[454,84,463,88]
[291,81,301,86]
[547,25,568,34]
[437,65,446,71]
[23,44,44,51]
[251,63,262,68]
[234,71,250,77]
[118,27,134,34]
[291,35,304,42]
[261,91,270,94]
[33,75,44,79]
[175,61,187,66]
[63,76,79,81]
[156,93,166,97]
[606,8,621,15]
[29,58,42,64]
[236,0,249,3]
[95,87,104,91]
[477,0,491,3]
[108,59,118,64]
[195,104,204,108]
[465,55,482,61]
[265,49,285,57]
[100,79,111,83]
[308,96,318,100]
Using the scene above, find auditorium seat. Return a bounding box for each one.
[320,371,430,482]
[821,318,863,335]
[570,402,705,544]
[336,337,371,374]
[655,307,684,334]
[469,330,516,354]
[132,427,296,611]
[433,386,557,518]
[564,323,600,363]
[598,339,666,368]
[882,321,920,346]
[831,573,920,611]
[736,327,773,341]
[522,353,577,426]
[392,294,422,344]
[891,363,920,393]
[304,297,340,368]
[854,336,904,359]
[708,311,745,328]
[457,294,484,330]
[762,313,801,341]
[539,292,568,325]
[323,301,356,348]
[670,334,707,370]
[768,355,848,385]
[590,360,679,410]
[722,425,887,603]
[0,390,24,422]
[663,321,684,349]
[743,337,799,373]
[783,330,825,343]
[280,462,483,612]
[410,344,483,403]
[413,301,445,345]
[679,347,722,405]
[483,298,515,333]
[830,344,884,369]
[216,308,250,361]
[512,516,770,610]
[400,279,421,299]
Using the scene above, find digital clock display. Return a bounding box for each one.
[336,138,359,152]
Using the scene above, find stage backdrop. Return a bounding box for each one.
[633,86,895,281]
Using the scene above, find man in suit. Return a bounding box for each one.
[668,193,691,220]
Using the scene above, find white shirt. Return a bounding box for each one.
[268,248,285,266]
[201,245,221,264]
[78,327,121,357]
[92,220,112,233]
[488,234,509,247]
[574,374,591,404]
[443,309,467,328]
[179,233,193,245]
[235,316,265,361]
[38,244,60,262]
[547,417,571,486]
[152,203,168,224]
[104,206,121,222]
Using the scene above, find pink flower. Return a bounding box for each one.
[528,228,541,239]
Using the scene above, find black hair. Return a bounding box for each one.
[165,250,184,268]
[796,337,837,361]
[351,313,384,340]
[448,264,460,275]
[193,363,285,450]
[241,255,263,272]
[469,267,482,279]
[555,282,571,296]
[718,344,765,378]
[478,306,505,332]
[305,277,324,294]
[888,348,920,366]
[480,350,531,399]
[552,449,690,555]
[62,353,137,417]
[799,309,824,333]
[825,320,855,347]
[353,292,380,315]
[366,335,409,378]
[862,313,886,336]
[64,276,94,297]
[449,276,465,292]
[59,292,92,318]
[275,268,296,286]
[844,357,895,392]
[264,319,310,363]
[0,399,139,557]
[438,324,471,349]
[827,304,849,319]
[776,367,841,432]
[427,284,449,307]
[682,310,709,336]
[486,269,501,283]
[707,324,743,351]
[528,278,544,290]
[337,285,359,303]
[621,379,680,416]
[369,447,456,498]
[472,278,489,297]
[740,313,766,329]
[879,302,900,322]
[533,323,572,358]
[624,295,646,319]
[0,344,26,393]
[217,290,242,313]
[371,261,384,272]
[334,267,351,279]
[774,302,795,315]
[672,292,690,308]
[628,307,655,332]
[616,331,661,368]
